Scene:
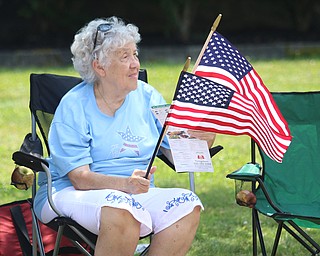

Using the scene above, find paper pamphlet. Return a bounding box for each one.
[151,104,214,173]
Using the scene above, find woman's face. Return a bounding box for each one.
[103,42,140,95]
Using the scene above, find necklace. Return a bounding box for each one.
[96,84,115,114]
[96,84,109,107]
[95,84,125,115]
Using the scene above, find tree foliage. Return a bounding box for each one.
[0,0,319,49]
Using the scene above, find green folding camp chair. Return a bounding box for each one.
[227,91,320,256]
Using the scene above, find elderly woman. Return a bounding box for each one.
[34,16,216,255]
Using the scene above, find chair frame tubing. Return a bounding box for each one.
[251,180,267,256]
[250,139,320,256]
[30,114,46,256]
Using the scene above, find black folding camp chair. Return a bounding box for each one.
[227,91,320,255]
[12,70,223,255]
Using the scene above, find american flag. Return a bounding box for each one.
[194,32,291,142]
[165,71,291,163]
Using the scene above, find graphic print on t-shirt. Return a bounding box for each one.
[117,126,145,156]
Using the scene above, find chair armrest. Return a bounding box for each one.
[12,132,46,171]
[12,151,48,171]
[157,153,175,170]
[209,145,223,157]
[226,162,262,181]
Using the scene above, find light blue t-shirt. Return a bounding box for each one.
[34,80,169,220]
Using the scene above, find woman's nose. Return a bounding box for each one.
[130,55,140,69]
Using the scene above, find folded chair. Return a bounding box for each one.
[227,91,320,256]
[12,70,223,256]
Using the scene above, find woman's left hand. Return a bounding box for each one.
[187,130,216,148]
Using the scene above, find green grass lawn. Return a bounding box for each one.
[0,58,319,255]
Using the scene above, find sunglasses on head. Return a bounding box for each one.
[93,23,113,50]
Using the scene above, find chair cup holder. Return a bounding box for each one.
[234,180,256,208]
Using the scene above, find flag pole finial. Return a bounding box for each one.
[192,14,223,73]
[211,14,222,32]
[183,57,191,72]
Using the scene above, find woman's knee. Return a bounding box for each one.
[191,205,201,225]
[184,205,201,227]
[100,206,140,234]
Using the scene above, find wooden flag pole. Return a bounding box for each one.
[191,14,222,73]
[144,57,191,178]
[188,14,221,191]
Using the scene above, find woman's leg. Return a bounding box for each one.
[95,206,140,256]
[147,206,201,256]
[41,188,152,255]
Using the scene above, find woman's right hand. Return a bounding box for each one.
[127,166,156,194]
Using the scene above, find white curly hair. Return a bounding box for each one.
[71,16,141,84]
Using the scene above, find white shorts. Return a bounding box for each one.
[41,187,203,237]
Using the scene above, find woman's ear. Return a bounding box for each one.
[92,59,106,77]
